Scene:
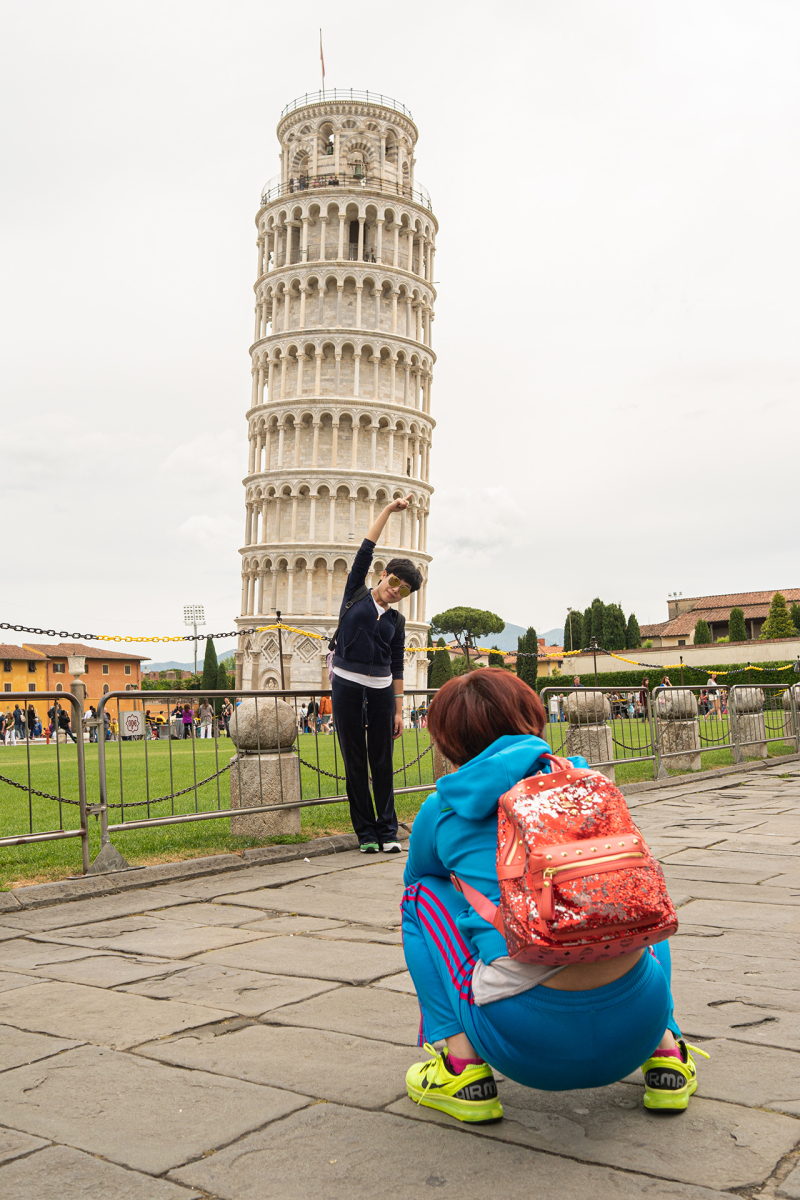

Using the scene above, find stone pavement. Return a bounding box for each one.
[0,765,799,1199]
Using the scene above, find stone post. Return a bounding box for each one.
[655,688,701,772]
[229,697,302,836]
[731,686,767,760]
[782,684,800,745]
[563,691,615,782]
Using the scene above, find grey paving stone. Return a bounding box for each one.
[31,915,269,958]
[0,969,44,992]
[0,1044,309,1174]
[308,924,403,944]
[0,892,22,912]
[0,1128,48,1167]
[148,900,279,926]
[671,949,800,996]
[0,980,233,1049]
[137,1023,419,1108]
[121,964,340,1015]
[201,933,406,982]
[372,970,417,994]
[666,879,800,906]
[0,940,109,971]
[0,889,191,932]
[621,1037,800,1114]
[388,1080,800,1191]
[664,849,797,874]
[0,928,21,942]
[23,954,182,988]
[170,854,371,900]
[263,982,420,1044]
[168,1102,734,1200]
[677,898,800,933]
[0,1024,82,1072]
[778,1163,800,1198]
[0,1144,202,1200]
[234,914,347,935]
[672,928,800,960]
[215,882,402,925]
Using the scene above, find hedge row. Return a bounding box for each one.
[534,661,799,694]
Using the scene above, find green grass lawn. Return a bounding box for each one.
[1,717,795,889]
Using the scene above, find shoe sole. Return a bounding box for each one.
[406,1084,504,1124]
[381,846,403,853]
[359,846,380,854]
[644,1078,697,1111]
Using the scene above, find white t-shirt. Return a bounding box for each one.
[706,678,718,693]
[472,957,566,1005]
[333,592,393,689]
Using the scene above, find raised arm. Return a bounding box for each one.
[367,494,413,545]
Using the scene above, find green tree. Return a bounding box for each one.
[625,612,641,649]
[430,607,505,672]
[216,661,229,693]
[429,644,454,687]
[791,602,800,635]
[693,619,712,645]
[583,606,593,648]
[728,607,747,643]
[488,645,506,668]
[760,591,797,639]
[201,638,218,697]
[452,654,484,676]
[602,603,627,651]
[516,626,539,690]
[590,598,605,645]
[563,609,583,653]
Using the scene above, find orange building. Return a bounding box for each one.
[1,645,48,707]
[21,642,150,715]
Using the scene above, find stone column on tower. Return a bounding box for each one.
[236,91,437,694]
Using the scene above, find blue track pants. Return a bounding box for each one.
[401,874,680,1092]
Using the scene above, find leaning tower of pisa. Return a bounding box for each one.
[235,89,437,693]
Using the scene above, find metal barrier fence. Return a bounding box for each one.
[0,691,89,872]
[540,683,800,779]
[93,687,437,858]
[540,686,659,781]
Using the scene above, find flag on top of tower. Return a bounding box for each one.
[319,30,325,90]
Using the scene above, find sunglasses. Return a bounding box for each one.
[387,575,411,598]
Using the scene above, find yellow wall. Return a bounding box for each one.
[1,658,46,699]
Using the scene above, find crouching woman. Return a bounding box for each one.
[401,670,704,1124]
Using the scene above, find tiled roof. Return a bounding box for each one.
[644,590,800,638]
[639,622,671,637]
[0,644,48,661]
[22,642,150,662]
[677,588,800,609]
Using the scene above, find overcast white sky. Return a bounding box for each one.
[2,0,798,658]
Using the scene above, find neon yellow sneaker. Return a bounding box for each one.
[406,1044,504,1124]
[641,1040,710,1111]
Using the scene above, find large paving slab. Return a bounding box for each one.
[0,1143,202,1200]
[121,963,341,1015]
[0,888,191,932]
[213,881,404,925]
[0,1127,48,1168]
[200,932,406,982]
[29,914,269,957]
[167,1102,735,1199]
[677,897,800,933]
[0,1024,82,1072]
[20,953,182,988]
[137,1022,420,1108]
[0,1044,310,1174]
[263,980,421,1043]
[0,980,234,1048]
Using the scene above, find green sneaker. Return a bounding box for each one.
[359,842,380,854]
[406,1044,503,1124]
[641,1040,709,1111]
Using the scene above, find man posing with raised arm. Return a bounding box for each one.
[330,495,423,854]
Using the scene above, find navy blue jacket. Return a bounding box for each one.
[333,539,405,680]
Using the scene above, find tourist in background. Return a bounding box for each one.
[2,709,14,746]
[639,678,650,720]
[27,704,37,741]
[705,674,721,721]
[221,698,233,737]
[318,694,332,734]
[182,704,194,738]
[198,699,214,738]
[13,705,23,742]
[58,706,77,744]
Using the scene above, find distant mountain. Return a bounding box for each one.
[541,628,564,646]
[478,624,565,653]
[144,661,195,673]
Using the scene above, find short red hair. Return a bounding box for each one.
[427,668,546,766]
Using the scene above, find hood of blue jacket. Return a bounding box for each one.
[435,734,555,821]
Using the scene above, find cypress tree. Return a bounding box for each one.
[564,610,583,653]
[430,644,454,687]
[216,661,228,691]
[625,613,641,649]
[693,619,712,645]
[489,646,505,668]
[590,598,605,645]
[201,638,218,692]
[728,607,747,643]
[583,606,593,648]
[791,602,800,635]
[516,627,539,690]
[760,592,796,639]
[602,603,627,651]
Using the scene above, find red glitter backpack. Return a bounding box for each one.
[452,754,677,965]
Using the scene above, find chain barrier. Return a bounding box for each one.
[0,771,82,807]
[295,740,433,783]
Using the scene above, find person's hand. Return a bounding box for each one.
[393,712,404,739]
[386,494,412,515]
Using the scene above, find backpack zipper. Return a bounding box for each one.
[539,850,644,920]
